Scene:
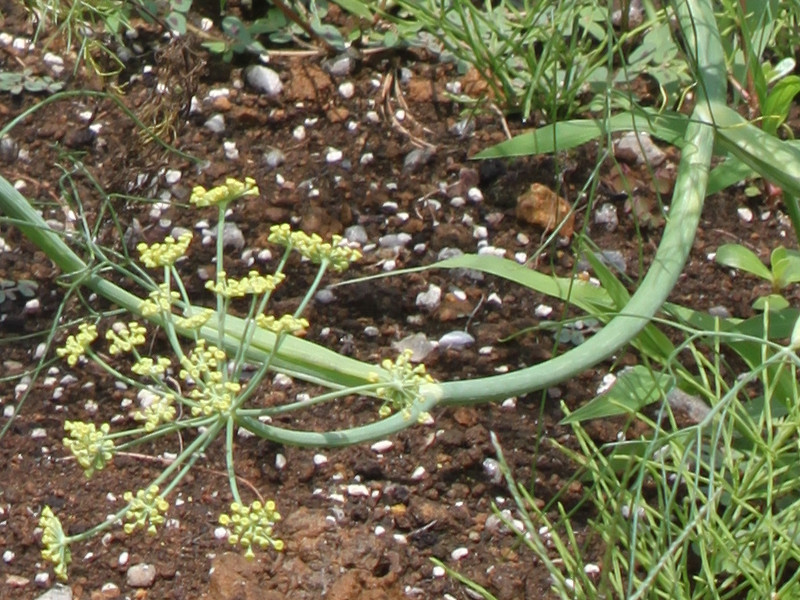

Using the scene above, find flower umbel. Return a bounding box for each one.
[137,232,192,268]
[56,323,98,367]
[256,314,309,335]
[139,283,181,317]
[190,177,259,208]
[369,350,435,420]
[268,225,361,272]
[40,506,71,581]
[219,500,283,558]
[134,392,177,431]
[106,321,147,355]
[63,421,115,478]
[123,485,169,535]
[131,356,172,377]
[205,271,285,299]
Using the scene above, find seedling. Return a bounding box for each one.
[715,243,800,310]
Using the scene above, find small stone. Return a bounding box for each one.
[416,284,442,311]
[438,331,475,350]
[33,584,72,600]
[245,65,283,96]
[223,141,239,161]
[263,148,285,169]
[34,572,50,586]
[126,563,156,588]
[98,582,121,599]
[516,183,574,237]
[2,550,14,563]
[326,147,343,163]
[534,304,553,318]
[347,484,370,497]
[204,114,225,133]
[403,147,434,172]
[313,453,328,466]
[164,169,182,185]
[467,187,483,202]
[371,440,393,453]
[594,202,619,231]
[214,526,228,539]
[450,547,469,560]
[118,551,129,566]
[738,207,754,222]
[374,525,386,536]
[275,453,287,470]
[292,125,306,141]
[344,225,368,245]
[614,131,666,167]
[392,333,435,363]
[411,466,426,480]
[323,54,354,76]
[379,233,412,248]
[6,575,29,587]
[482,458,502,484]
[338,81,355,98]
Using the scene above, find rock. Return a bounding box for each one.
[344,225,368,245]
[34,584,72,600]
[126,563,156,588]
[516,183,574,237]
[438,330,475,350]
[415,284,442,311]
[614,131,666,167]
[392,333,436,362]
[6,574,29,587]
[594,202,619,231]
[204,114,225,133]
[263,148,285,169]
[245,65,283,96]
[323,55,355,77]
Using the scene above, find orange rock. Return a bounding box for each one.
[515,183,574,237]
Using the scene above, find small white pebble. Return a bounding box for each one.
[374,525,386,536]
[338,81,355,98]
[478,346,493,355]
[3,550,14,563]
[432,565,446,578]
[118,551,129,566]
[346,484,370,497]
[329,493,345,503]
[738,207,753,222]
[30,428,46,439]
[214,526,228,539]
[473,225,488,239]
[275,453,287,470]
[393,533,408,545]
[534,304,553,318]
[164,169,182,184]
[34,572,49,585]
[451,547,469,560]
[467,187,483,202]
[3,405,14,418]
[326,147,343,163]
[223,141,239,160]
[360,152,374,165]
[292,125,306,141]
[411,466,427,480]
[501,397,517,409]
[395,109,406,121]
[313,453,328,466]
[371,440,393,453]
[584,563,600,575]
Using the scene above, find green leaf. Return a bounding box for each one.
[170,0,192,12]
[715,244,772,281]
[753,294,790,311]
[762,75,800,135]
[331,0,373,20]
[771,247,800,289]
[706,156,755,195]
[562,365,673,423]
[165,12,187,35]
[474,109,687,159]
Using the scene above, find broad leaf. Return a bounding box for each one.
[715,244,772,281]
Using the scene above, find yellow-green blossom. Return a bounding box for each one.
[256,314,309,335]
[63,421,115,478]
[369,350,435,420]
[205,271,285,299]
[106,321,147,355]
[190,380,241,416]
[137,232,192,268]
[40,506,71,581]
[190,177,259,208]
[134,393,176,431]
[139,284,181,317]
[179,340,227,382]
[123,485,169,536]
[219,500,283,559]
[56,323,98,367]
[131,356,172,377]
[267,225,361,272]
[174,307,214,330]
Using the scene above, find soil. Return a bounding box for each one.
[0,4,795,600]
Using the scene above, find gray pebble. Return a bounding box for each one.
[126,563,156,588]
[438,330,475,350]
[245,65,283,96]
[204,114,225,133]
[344,225,368,245]
[263,148,285,169]
[34,584,72,600]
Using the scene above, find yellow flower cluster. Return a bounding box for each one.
[267,224,362,273]
[179,340,227,382]
[106,321,147,355]
[205,271,285,299]
[174,307,214,330]
[190,177,259,208]
[219,500,283,558]
[190,380,241,416]
[63,421,115,478]
[123,485,169,536]
[139,284,181,317]
[56,323,98,367]
[131,356,172,377]
[40,506,71,581]
[369,350,435,420]
[137,232,192,269]
[256,314,309,335]
[134,393,176,431]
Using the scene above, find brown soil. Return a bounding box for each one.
[0,4,794,600]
